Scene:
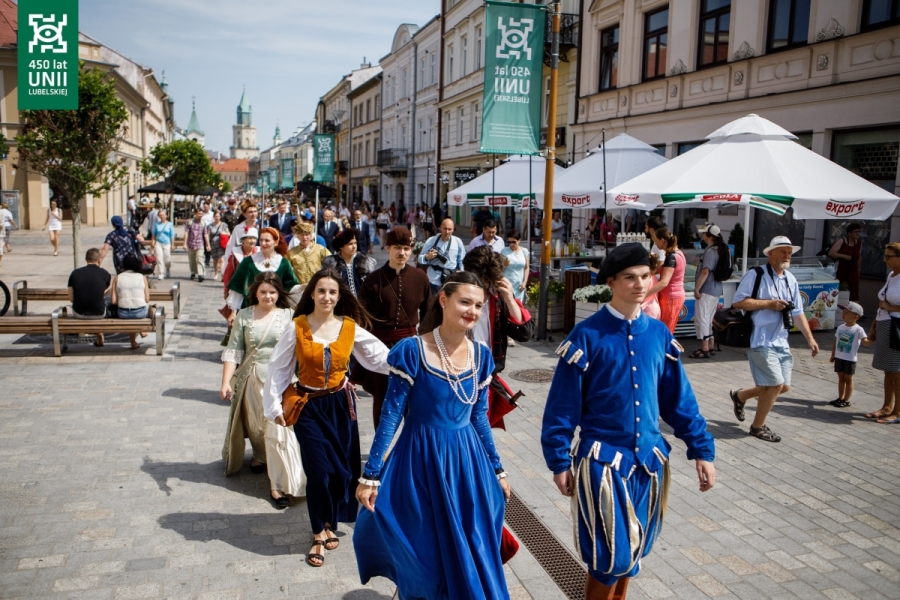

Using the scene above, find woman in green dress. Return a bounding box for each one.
[226,227,300,325]
[221,272,306,508]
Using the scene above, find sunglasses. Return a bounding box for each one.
[507,239,518,244]
[885,254,899,259]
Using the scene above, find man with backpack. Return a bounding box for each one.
[729,236,819,443]
[691,224,732,359]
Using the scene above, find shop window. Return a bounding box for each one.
[830,128,900,278]
[767,0,811,52]
[643,7,669,81]
[698,0,731,68]
[862,0,900,31]
[599,25,619,91]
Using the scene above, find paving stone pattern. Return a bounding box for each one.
[1,226,898,599]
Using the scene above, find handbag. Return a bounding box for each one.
[890,317,900,351]
[713,267,763,348]
[219,231,230,249]
[140,253,157,275]
[281,383,310,427]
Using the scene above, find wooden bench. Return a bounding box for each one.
[0,305,166,356]
[12,280,181,319]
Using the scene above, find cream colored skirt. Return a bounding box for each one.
[245,373,306,496]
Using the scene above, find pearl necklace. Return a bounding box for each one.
[433,327,478,405]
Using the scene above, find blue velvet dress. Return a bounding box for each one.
[354,337,509,600]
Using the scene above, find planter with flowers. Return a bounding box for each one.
[525,280,566,331]
[573,284,613,325]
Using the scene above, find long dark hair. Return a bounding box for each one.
[419,271,488,333]
[248,272,292,309]
[294,269,373,329]
[707,230,728,262]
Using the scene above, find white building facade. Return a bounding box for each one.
[574,0,900,310]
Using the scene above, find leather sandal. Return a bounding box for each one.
[307,540,325,567]
[323,529,339,551]
[689,349,710,359]
[730,389,746,422]
[749,424,781,443]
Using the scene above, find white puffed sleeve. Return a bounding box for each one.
[352,327,390,374]
[262,324,297,420]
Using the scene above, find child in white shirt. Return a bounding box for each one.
[829,302,873,407]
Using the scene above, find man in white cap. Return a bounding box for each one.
[729,236,819,442]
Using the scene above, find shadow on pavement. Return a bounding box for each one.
[769,395,858,424]
[141,457,271,497]
[156,511,309,557]
[342,591,393,600]
[162,387,222,405]
[700,418,749,441]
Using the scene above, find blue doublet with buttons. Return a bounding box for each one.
[541,305,715,584]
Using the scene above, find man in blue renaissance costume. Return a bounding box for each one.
[541,243,717,600]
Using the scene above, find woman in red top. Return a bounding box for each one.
[828,223,862,302]
[647,227,686,334]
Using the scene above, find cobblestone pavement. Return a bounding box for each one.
[1,226,898,599]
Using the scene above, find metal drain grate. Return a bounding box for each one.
[506,490,586,599]
[508,368,556,383]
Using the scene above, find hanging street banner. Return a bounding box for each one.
[18,0,79,110]
[313,134,335,183]
[480,1,545,156]
[281,158,294,190]
[268,168,278,190]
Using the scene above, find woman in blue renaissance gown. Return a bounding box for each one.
[353,271,512,600]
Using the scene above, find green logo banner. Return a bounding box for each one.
[480,1,545,156]
[313,134,335,183]
[281,158,293,190]
[18,0,79,110]
[268,168,278,190]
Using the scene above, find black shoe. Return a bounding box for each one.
[829,398,851,408]
[271,493,289,510]
[250,463,266,474]
[730,389,745,422]
[749,424,781,442]
[190,274,196,280]
[197,276,204,283]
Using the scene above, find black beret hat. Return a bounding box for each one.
[597,243,651,282]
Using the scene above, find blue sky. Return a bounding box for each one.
[81,0,439,155]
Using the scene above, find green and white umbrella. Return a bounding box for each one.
[607,114,900,267]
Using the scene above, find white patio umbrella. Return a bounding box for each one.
[446,155,565,208]
[606,113,900,269]
[535,133,667,210]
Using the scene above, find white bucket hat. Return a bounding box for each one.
[763,236,801,255]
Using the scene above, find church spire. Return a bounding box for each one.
[237,85,252,126]
[186,96,203,135]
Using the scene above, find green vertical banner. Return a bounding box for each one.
[18,0,79,110]
[281,158,293,189]
[313,134,335,183]
[268,168,278,189]
[481,1,545,156]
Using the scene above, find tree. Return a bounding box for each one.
[141,139,224,213]
[16,64,129,268]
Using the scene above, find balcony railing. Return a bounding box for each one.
[545,13,579,65]
[377,148,409,172]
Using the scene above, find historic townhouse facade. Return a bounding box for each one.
[438,0,580,228]
[348,72,382,205]
[574,0,900,308]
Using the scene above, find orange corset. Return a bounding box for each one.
[293,314,357,389]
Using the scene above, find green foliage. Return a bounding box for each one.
[675,218,695,249]
[302,173,314,181]
[141,139,220,194]
[728,223,756,261]
[526,279,566,306]
[0,137,9,158]
[16,64,129,267]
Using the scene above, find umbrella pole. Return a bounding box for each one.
[602,129,607,256]
[741,204,750,273]
[315,190,320,236]
[527,156,532,264]
[537,2,560,341]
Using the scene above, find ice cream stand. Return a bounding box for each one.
[607,114,900,334]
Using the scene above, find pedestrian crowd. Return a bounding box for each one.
[41,192,890,599]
